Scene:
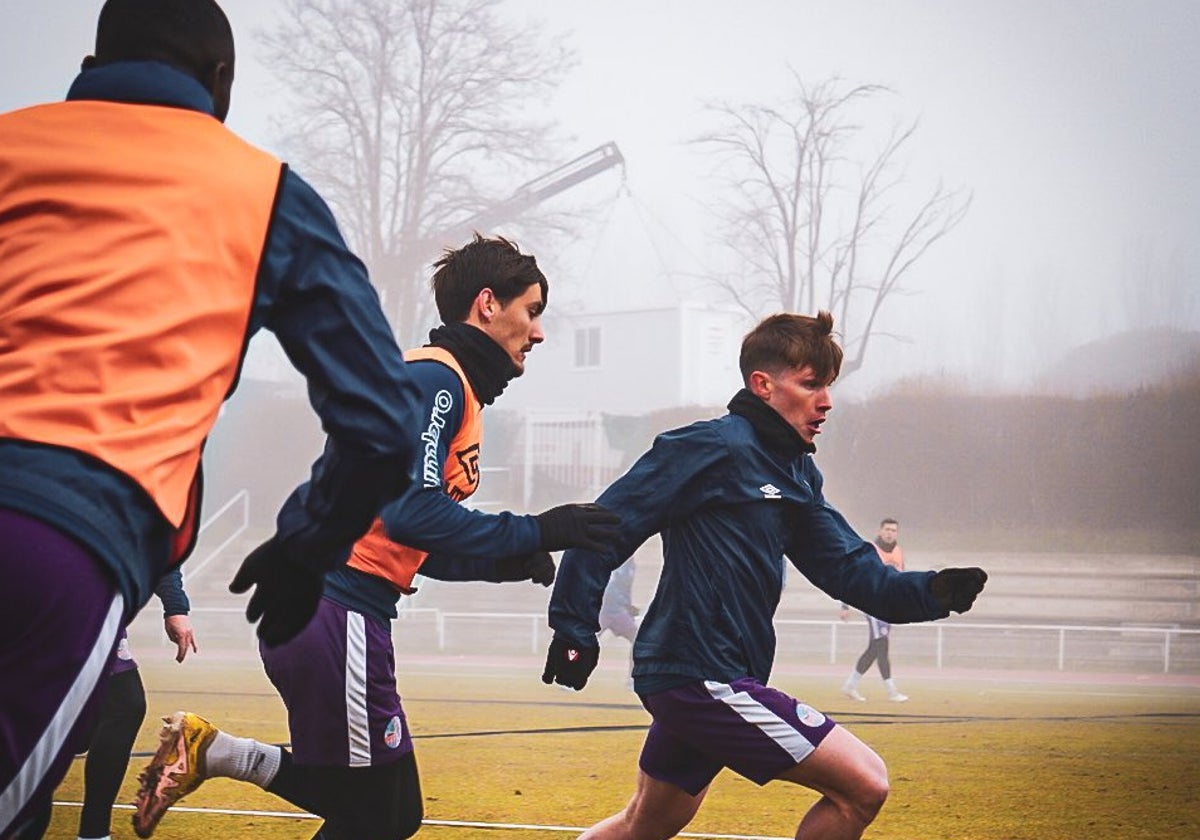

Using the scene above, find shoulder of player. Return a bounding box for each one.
[407,356,467,398]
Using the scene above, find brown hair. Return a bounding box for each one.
[431,233,547,323]
[739,311,843,385]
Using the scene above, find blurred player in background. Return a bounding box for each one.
[76,570,196,840]
[840,518,910,702]
[599,557,640,688]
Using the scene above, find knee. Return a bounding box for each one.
[847,764,890,826]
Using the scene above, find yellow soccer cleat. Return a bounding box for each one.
[132,711,218,838]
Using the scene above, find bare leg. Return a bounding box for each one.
[581,770,708,840]
[776,725,889,840]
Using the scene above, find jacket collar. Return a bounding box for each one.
[66,60,216,116]
[727,388,815,458]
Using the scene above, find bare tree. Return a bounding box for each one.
[259,0,573,344]
[694,74,970,379]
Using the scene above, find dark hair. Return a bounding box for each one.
[880,517,899,527]
[431,233,548,323]
[739,311,843,384]
[94,0,234,78]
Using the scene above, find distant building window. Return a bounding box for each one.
[574,326,601,368]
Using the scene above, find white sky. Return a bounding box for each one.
[3,0,1198,397]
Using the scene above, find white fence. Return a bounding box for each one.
[163,607,1200,677]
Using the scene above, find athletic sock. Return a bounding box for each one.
[844,671,863,689]
[884,678,901,695]
[205,731,282,788]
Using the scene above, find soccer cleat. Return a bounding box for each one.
[888,692,910,703]
[132,711,218,838]
[840,686,867,702]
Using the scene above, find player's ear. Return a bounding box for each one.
[748,370,772,400]
[476,288,497,322]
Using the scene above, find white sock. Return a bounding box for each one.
[844,671,862,688]
[884,678,901,694]
[205,731,282,788]
[77,835,111,840]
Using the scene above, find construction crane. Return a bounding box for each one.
[423,141,626,258]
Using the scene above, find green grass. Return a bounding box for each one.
[46,654,1200,839]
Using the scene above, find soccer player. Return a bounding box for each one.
[0,2,428,835]
[840,518,910,702]
[542,311,988,840]
[131,235,621,840]
[599,558,640,688]
[77,570,196,840]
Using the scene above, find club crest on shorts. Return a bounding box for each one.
[384,715,404,749]
[795,703,826,728]
[567,648,579,661]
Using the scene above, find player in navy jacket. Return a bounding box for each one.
[543,311,988,840]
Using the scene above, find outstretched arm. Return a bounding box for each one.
[420,550,556,587]
[788,501,985,622]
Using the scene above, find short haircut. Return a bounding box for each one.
[94,0,234,77]
[880,517,899,527]
[431,233,548,323]
[739,311,843,385]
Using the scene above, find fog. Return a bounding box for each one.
[3,3,1198,640]
[5,1,1198,399]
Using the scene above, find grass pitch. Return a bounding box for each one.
[46,651,1200,840]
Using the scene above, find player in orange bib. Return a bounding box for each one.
[840,518,910,702]
[133,235,621,840]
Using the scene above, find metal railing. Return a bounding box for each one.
[168,606,1200,676]
[781,618,1200,675]
[180,489,250,585]
[394,611,1200,675]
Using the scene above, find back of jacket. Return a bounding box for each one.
[0,99,279,530]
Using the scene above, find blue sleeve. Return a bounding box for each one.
[420,553,515,583]
[548,422,729,646]
[254,169,422,572]
[153,567,190,616]
[377,360,542,558]
[786,473,948,623]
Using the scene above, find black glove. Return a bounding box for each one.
[930,567,988,614]
[534,503,622,552]
[229,537,325,647]
[541,636,600,690]
[495,551,557,587]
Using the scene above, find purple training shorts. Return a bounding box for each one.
[260,596,412,767]
[0,508,124,836]
[638,677,837,795]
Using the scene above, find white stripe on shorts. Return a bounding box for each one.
[703,680,814,763]
[344,611,372,767]
[0,593,123,832]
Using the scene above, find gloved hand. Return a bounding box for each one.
[930,567,988,614]
[229,537,325,647]
[541,636,600,690]
[535,503,622,552]
[496,551,557,587]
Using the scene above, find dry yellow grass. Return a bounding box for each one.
[45,653,1200,840]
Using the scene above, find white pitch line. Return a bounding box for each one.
[53,801,791,840]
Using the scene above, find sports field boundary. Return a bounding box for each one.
[51,801,793,840]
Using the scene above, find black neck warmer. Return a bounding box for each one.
[426,322,518,406]
[727,388,815,458]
